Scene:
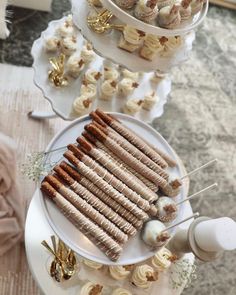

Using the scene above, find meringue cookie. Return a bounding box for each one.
[131,264,158,289]
[115,0,137,9]
[73,95,92,116]
[83,258,103,270]
[61,36,77,56]
[118,26,146,53]
[109,265,131,280]
[122,69,140,82]
[84,70,102,85]
[134,0,159,23]
[118,78,139,96]
[44,37,60,52]
[142,92,159,110]
[142,220,170,248]
[111,288,132,295]
[80,82,97,100]
[155,196,178,222]
[100,80,118,100]
[67,55,85,78]
[104,67,120,81]
[140,34,164,60]
[151,247,173,271]
[80,282,103,295]
[123,99,143,115]
[158,4,181,29]
[81,44,96,64]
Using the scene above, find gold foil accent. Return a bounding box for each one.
[48,54,68,87]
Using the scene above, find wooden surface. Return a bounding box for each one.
[210,0,236,9]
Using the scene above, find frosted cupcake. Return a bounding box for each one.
[140,34,164,60]
[134,0,159,23]
[83,258,103,270]
[131,264,158,289]
[118,26,146,53]
[142,92,159,110]
[123,99,143,115]
[73,95,92,116]
[122,69,140,82]
[61,36,77,56]
[67,55,85,78]
[100,80,118,100]
[115,0,137,9]
[80,82,97,100]
[111,288,132,295]
[118,78,139,96]
[109,265,133,280]
[151,247,173,271]
[80,282,103,295]
[81,43,96,64]
[84,70,102,85]
[44,37,60,52]
[158,4,181,29]
[104,67,120,81]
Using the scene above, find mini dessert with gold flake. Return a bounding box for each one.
[118,25,146,53]
[122,69,140,82]
[80,81,97,100]
[134,0,159,23]
[57,17,74,38]
[131,264,158,289]
[73,95,92,116]
[109,265,133,280]
[118,78,139,96]
[81,43,96,64]
[123,99,143,115]
[100,80,118,100]
[84,70,102,85]
[158,4,181,29]
[83,258,103,270]
[103,67,120,81]
[151,247,173,271]
[142,92,159,110]
[140,34,164,61]
[111,288,132,295]
[67,55,85,78]
[80,282,103,295]
[61,36,77,56]
[44,37,60,52]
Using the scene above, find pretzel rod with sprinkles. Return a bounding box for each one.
[90,112,168,179]
[45,175,128,244]
[78,136,158,203]
[95,109,168,168]
[41,182,122,261]
[59,161,143,229]
[85,123,171,192]
[64,151,149,221]
[83,131,159,192]
[54,165,137,237]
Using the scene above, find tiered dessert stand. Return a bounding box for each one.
[30,0,208,122]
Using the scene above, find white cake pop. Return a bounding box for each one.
[142,220,170,248]
[155,196,178,222]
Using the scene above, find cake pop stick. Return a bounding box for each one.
[90,112,169,179]
[59,161,143,229]
[78,136,158,203]
[95,109,168,168]
[45,175,128,244]
[41,182,122,261]
[68,143,151,210]
[162,213,199,233]
[64,151,148,221]
[85,123,170,191]
[83,131,159,192]
[180,159,218,180]
[54,165,137,237]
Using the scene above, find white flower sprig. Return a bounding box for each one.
[170,257,197,290]
[21,145,68,181]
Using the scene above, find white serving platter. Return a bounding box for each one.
[39,112,189,266]
[31,16,172,122]
[71,0,196,73]
[101,0,209,36]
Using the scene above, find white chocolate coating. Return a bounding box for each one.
[109,265,131,280]
[155,196,178,222]
[142,220,170,247]
[131,264,157,289]
[151,247,172,271]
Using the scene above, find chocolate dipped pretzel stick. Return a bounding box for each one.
[41,182,122,261]
[85,124,170,192]
[45,175,128,244]
[68,144,151,210]
[54,165,137,237]
[83,131,159,192]
[90,112,169,180]
[78,136,158,203]
[59,161,143,229]
[95,109,168,168]
[64,151,149,221]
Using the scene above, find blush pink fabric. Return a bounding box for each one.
[0,133,25,256]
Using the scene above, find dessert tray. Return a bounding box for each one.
[39,111,189,266]
[31,16,172,122]
[100,0,209,36]
[72,0,196,73]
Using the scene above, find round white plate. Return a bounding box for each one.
[72,0,196,73]
[39,112,189,265]
[100,0,209,36]
[31,16,172,122]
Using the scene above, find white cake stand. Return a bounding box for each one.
[25,189,194,295]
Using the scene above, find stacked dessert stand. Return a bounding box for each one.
[25,1,212,294]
